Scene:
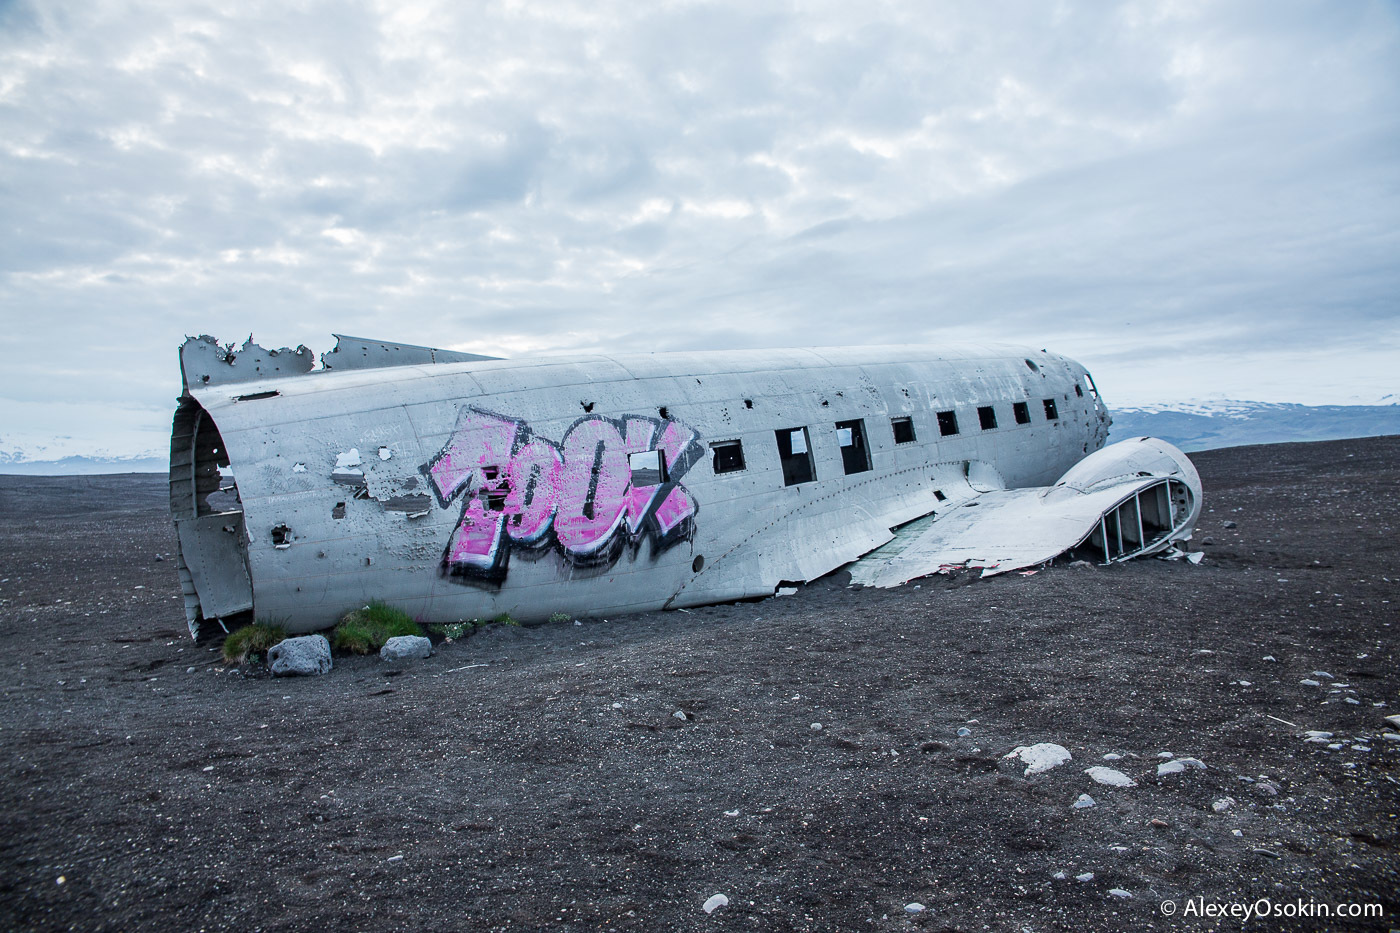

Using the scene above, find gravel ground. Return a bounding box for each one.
[0,436,1397,932]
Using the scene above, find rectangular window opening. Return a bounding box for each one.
[937,410,959,436]
[1043,398,1059,420]
[835,419,871,475]
[775,427,815,486]
[628,449,668,487]
[978,406,998,430]
[1013,402,1031,425]
[891,416,915,444]
[710,440,745,474]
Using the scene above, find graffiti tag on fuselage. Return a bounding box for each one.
[422,407,702,584]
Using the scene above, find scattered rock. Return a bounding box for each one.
[153,554,165,562]
[1108,888,1132,898]
[1212,797,1236,812]
[1255,781,1280,796]
[956,727,972,737]
[1102,753,1122,761]
[1382,733,1400,743]
[703,893,728,914]
[810,722,823,731]
[673,710,688,721]
[1312,670,1332,679]
[1072,794,1096,809]
[1383,714,1400,729]
[904,903,925,914]
[1156,751,1175,759]
[1223,520,1237,529]
[1150,818,1169,828]
[267,635,332,677]
[1052,871,1067,880]
[380,635,433,660]
[1299,679,1321,687]
[1075,872,1094,882]
[1158,757,1206,776]
[1004,742,1072,776]
[1069,560,1094,570]
[1084,767,1136,787]
[1302,730,1333,743]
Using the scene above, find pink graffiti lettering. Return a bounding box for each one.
[423,407,702,582]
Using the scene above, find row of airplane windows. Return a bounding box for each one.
[699,396,1066,486]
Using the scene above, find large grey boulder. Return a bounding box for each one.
[268,635,332,676]
[380,635,433,661]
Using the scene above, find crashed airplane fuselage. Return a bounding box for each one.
[170,336,1202,637]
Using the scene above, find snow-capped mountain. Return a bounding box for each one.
[1108,399,1400,451]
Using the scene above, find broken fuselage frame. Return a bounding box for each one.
[169,336,1199,637]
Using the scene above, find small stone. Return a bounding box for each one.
[379,635,433,661]
[1072,794,1096,809]
[1076,872,1095,882]
[1085,766,1136,787]
[703,894,728,914]
[1232,829,1243,836]
[1069,559,1094,569]
[1299,679,1321,687]
[267,635,332,676]
[1238,680,1252,687]
[1158,757,1205,776]
[1150,818,1168,828]
[1157,751,1175,759]
[1345,697,1361,705]
[1352,745,1371,752]
[154,553,165,561]
[612,702,623,709]
[1382,733,1400,743]
[1223,520,1237,528]
[386,854,403,863]
[724,809,740,817]
[811,722,823,731]
[1255,781,1280,796]
[1102,753,1122,761]
[1108,888,1132,898]
[1327,742,1344,750]
[56,876,65,885]
[904,903,925,914]
[186,666,196,674]
[956,727,971,737]
[1263,655,1277,662]
[1312,671,1332,679]
[1005,743,1072,776]
[673,710,688,720]
[1212,797,1235,812]
[1052,871,1067,880]
[1383,714,1400,729]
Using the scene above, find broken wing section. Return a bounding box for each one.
[849,437,1202,587]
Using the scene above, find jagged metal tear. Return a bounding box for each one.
[178,334,500,392]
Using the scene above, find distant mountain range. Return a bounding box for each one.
[0,452,168,475]
[1107,400,1400,452]
[2,400,1396,474]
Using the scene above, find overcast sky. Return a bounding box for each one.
[2,0,1397,460]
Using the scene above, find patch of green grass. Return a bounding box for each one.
[548,611,571,624]
[429,621,475,642]
[493,612,520,627]
[332,601,423,654]
[222,622,287,664]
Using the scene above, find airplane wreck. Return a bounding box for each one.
[169,335,1202,638]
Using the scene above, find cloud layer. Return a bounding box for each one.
[2,0,1397,457]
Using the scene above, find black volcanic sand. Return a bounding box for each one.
[1,438,1397,932]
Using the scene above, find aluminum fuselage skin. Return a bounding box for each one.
[172,345,1109,633]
